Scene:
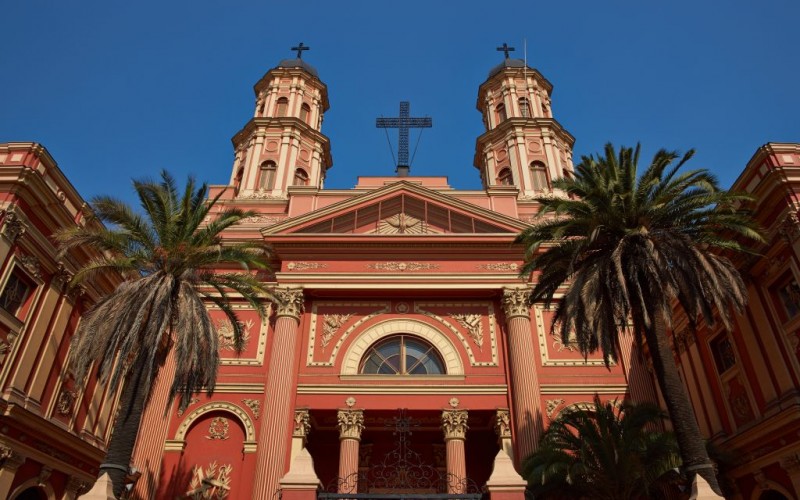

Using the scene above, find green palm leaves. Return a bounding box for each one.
[57,171,272,410]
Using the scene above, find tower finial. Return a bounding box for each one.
[496,43,515,59]
[291,42,310,59]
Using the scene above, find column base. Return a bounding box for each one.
[279,449,321,500]
[485,450,527,500]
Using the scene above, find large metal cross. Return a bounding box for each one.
[376,101,432,169]
[497,42,515,59]
[291,42,309,59]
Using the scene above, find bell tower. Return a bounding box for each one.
[474,44,575,197]
[229,43,333,198]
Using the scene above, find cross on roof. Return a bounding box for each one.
[497,43,515,59]
[291,42,309,59]
[376,101,432,171]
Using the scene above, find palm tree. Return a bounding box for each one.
[57,171,272,497]
[523,395,680,500]
[517,144,762,494]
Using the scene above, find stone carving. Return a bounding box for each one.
[1,206,26,242]
[377,213,428,234]
[186,461,232,499]
[780,452,800,473]
[451,313,484,349]
[449,397,460,408]
[779,212,800,242]
[0,334,15,366]
[477,263,518,272]
[37,466,52,487]
[56,389,78,416]
[18,254,42,281]
[274,287,304,320]
[0,445,25,470]
[241,191,287,200]
[286,262,327,271]
[241,399,261,420]
[441,409,468,440]
[321,313,353,348]
[345,397,356,408]
[494,409,511,438]
[239,214,283,226]
[53,263,74,291]
[368,262,440,272]
[206,417,229,440]
[293,409,311,439]
[216,318,254,351]
[502,287,532,318]
[552,329,578,352]
[177,397,201,417]
[337,409,364,440]
[546,399,565,419]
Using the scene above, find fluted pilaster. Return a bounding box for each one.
[501,287,544,465]
[441,408,468,493]
[337,408,364,493]
[253,288,304,500]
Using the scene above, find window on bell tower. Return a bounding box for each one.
[258,161,276,190]
[293,168,309,186]
[299,103,311,124]
[496,103,507,123]
[276,97,289,117]
[498,168,513,186]
[530,161,549,190]
[519,98,531,118]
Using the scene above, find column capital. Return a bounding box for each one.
[0,446,26,471]
[274,287,304,320]
[441,409,469,441]
[780,452,800,475]
[293,409,311,441]
[337,409,364,441]
[494,409,511,439]
[502,287,532,319]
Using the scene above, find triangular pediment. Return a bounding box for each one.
[262,181,528,235]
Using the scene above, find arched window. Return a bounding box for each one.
[497,167,513,186]
[293,168,309,186]
[258,161,276,190]
[530,161,549,191]
[299,103,311,124]
[276,97,289,117]
[359,335,446,375]
[496,103,507,122]
[519,97,531,118]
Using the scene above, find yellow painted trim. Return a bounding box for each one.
[540,384,629,394]
[414,301,499,367]
[307,301,390,367]
[297,384,507,395]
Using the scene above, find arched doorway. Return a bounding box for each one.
[11,487,48,500]
[760,491,790,500]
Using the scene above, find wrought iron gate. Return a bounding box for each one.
[318,410,483,500]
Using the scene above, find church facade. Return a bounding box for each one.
[0,50,798,500]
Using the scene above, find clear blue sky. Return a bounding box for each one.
[1,1,798,205]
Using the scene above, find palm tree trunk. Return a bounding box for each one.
[100,358,153,498]
[644,311,722,496]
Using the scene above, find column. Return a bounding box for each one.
[253,288,304,500]
[337,407,364,494]
[780,453,800,496]
[0,446,26,498]
[494,409,513,461]
[290,409,311,463]
[441,408,468,493]
[501,287,544,466]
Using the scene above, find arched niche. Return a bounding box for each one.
[173,401,257,453]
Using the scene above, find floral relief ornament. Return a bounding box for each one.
[545,399,565,419]
[241,399,261,419]
[494,409,511,438]
[368,262,440,272]
[441,409,469,440]
[274,287,304,319]
[216,318,253,351]
[206,417,229,440]
[450,313,484,349]
[320,313,353,348]
[337,409,364,440]
[56,389,78,416]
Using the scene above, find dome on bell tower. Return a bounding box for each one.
[274,58,319,78]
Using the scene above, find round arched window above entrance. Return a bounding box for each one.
[359,335,446,375]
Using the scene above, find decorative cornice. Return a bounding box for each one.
[441,409,469,440]
[337,409,364,441]
[0,445,26,470]
[502,287,532,319]
[274,287,304,320]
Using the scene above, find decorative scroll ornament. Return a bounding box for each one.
[552,329,578,352]
[368,262,440,272]
[545,399,565,419]
[502,287,532,318]
[441,409,468,440]
[477,263,518,272]
[337,409,365,440]
[206,417,229,440]
[778,212,800,242]
[293,409,311,439]
[241,190,287,200]
[216,318,253,351]
[1,206,26,243]
[241,399,261,420]
[53,263,74,291]
[494,409,511,438]
[56,389,78,416]
[450,313,483,349]
[274,287,304,320]
[286,261,327,271]
[0,445,25,469]
[186,461,232,499]
[321,313,353,348]
[177,397,200,417]
[18,254,42,281]
[239,214,283,225]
